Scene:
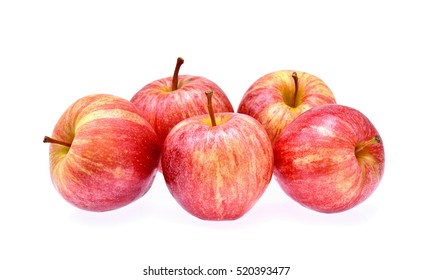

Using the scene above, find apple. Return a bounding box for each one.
[131,57,234,146]
[273,104,385,213]
[43,94,161,212]
[161,90,274,220]
[237,70,336,144]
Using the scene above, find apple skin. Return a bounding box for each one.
[237,70,336,144]
[161,113,274,220]
[46,94,161,212]
[131,75,234,145]
[273,104,385,213]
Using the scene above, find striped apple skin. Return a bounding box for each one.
[238,70,336,144]
[274,104,385,213]
[161,113,274,220]
[131,75,234,145]
[48,94,160,211]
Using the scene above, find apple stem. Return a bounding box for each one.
[43,136,72,147]
[355,135,381,154]
[291,72,299,108]
[172,57,184,91]
[205,90,217,127]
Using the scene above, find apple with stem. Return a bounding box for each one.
[43,94,161,212]
[161,90,274,220]
[131,57,234,146]
[273,104,385,213]
[238,70,336,144]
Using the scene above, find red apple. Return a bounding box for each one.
[273,104,385,213]
[131,57,234,145]
[43,94,160,212]
[161,90,274,220]
[238,70,336,144]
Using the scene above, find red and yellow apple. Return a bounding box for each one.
[131,57,234,146]
[238,70,336,144]
[161,91,274,220]
[43,94,161,212]
[273,104,385,213]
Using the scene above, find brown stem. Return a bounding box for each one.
[43,136,72,147]
[355,135,381,154]
[205,90,217,127]
[291,72,299,108]
[172,57,184,91]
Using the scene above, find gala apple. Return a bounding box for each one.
[131,57,234,145]
[273,104,385,213]
[43,94,161,212]
[161,90,274,220]
[238,70,336,144]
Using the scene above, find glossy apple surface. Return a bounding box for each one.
[273,104,385,213]
[161,112,274,220]
[131,58,234,145]
[45,94,161,211]
[238,70,336,144]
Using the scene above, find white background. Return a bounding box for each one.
[1,0,432,279]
